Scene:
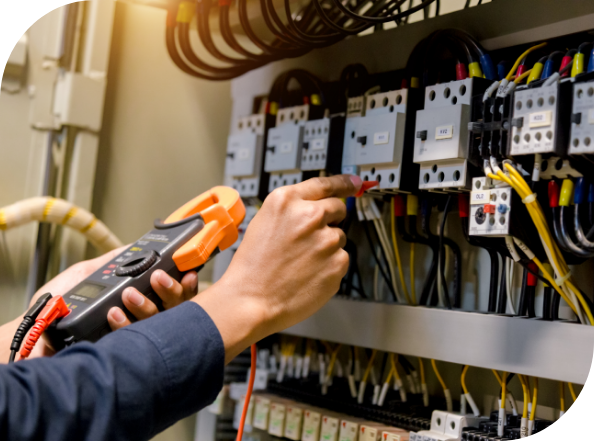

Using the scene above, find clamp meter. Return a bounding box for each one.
[46,186,245,350]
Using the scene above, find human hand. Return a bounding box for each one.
[193,175,361,362]
[106,270,198,330]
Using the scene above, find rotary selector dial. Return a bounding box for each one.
[115,250,158,277]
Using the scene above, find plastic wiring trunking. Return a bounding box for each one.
[569,74,594,155]
[414,78,489,191]
[352,89,421,193]
[225,114,271,199]
[509,81,572,156]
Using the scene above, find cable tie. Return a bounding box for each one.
[522,193,537,204]
[555,271,571,287]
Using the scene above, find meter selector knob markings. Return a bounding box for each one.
[115,250,158,277]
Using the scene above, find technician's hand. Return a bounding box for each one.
[107,270,198,331]
[194,175,361,363]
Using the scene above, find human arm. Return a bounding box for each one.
[0,175,361,439]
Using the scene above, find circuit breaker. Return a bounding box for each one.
[509,81,572,156]
[468,177,512,237]
[346,89,420,192]
[225,114,268,198]
[265,105,309,192]
[342,96,366,176]
[569,78,594,155]
[414,78,487,191]
[302,116,345,174]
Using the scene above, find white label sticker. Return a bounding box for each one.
[435,125,453,140]
[373,132,390,145]
[339,421,359,441]
[311,138,326,150]
[470,190,491,205]
[588,109,594,124]
[268,403,286,436]
[321,416,339,441]
[237,148,250,160]
[284,406,303,440]
[302,410,321,441]
[280,142,293,153]
[253,397,270,430]
[528,110,552,128]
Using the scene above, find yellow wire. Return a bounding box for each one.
[418,358,425,384]
[461,365,469,395]
[390,198,411,305]
[326,344,342,378]
[390,354,402,382]
[530,378,538,421]
[499,165,593,324]
[505,42,548,81]
[568,383,577,402]
[519,375,530,419]
[431,359,447,391]
[410,243,416,304]
[559,382,566,412]
[362,350,377,382]
[514,69,533,84]
[501,372,508,409]
[492,369,502,386]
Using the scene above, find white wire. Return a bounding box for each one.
[437,211,446,307]
[0,231,15,283]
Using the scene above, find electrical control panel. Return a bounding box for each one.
[414,78,487,191]
[346,89,420,192]
[569,78,594,154]
[225,114,268,198]
[302,116,345,174]
[469,177,512,237]
[509,81,572,156]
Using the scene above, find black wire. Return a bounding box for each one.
[518,269,529,316]
[543,286,553,320]
[362,221,397,300]
[9,350,16,364]
[351,346,356,375]
[552,291,561,320]
[496,255,507,314]
[527,286,536,318]
[438,196,453,310]
[486,248,499,313]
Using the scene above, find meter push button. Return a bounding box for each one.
[115,250,158,277]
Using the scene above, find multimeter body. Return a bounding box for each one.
[46,186,245,351]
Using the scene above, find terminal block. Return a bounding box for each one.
[509,81,572,156]
[301,115,345,174]
[412,411,482,441]
[569,76,594,155]
[469,177,512,237]
[346,89,421,192]
[225,114,270,199]
[414,78,490,191]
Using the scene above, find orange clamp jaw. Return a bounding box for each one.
[164,186,246,272]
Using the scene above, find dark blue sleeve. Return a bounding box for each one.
[0,301,225,441]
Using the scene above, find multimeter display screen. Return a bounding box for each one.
[73,283,105,299]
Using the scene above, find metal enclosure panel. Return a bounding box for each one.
[284,297,594,384]
[354,112,406,166]
[413,105,470,163]
[569,80,594,154]
[265,124,304,172]
[510,84,562,155]
[226,133,261,177]
[302,118,330,171]
[469,177,512,237]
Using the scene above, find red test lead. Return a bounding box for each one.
[355,181,379,197]
[20,296,70,360]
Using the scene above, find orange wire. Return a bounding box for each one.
[237,344,257,441]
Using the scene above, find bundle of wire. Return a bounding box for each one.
[0,197,122,253]
[165,0,442,81]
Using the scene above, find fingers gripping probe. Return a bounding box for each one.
[44,187,245,351]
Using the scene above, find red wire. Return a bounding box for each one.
[236,344,257,441]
